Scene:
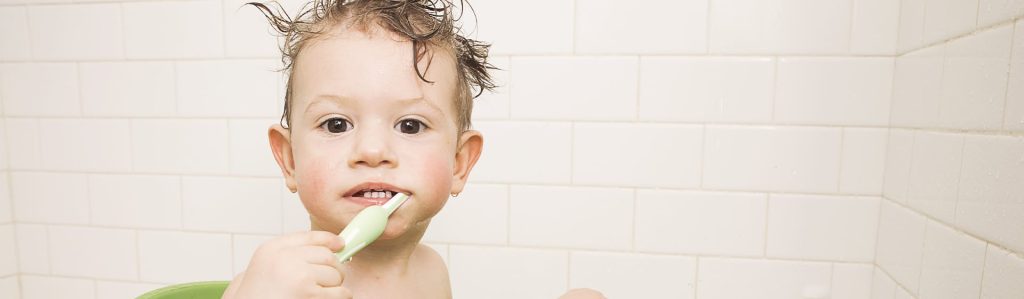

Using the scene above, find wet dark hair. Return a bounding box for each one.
[247,0,496,132]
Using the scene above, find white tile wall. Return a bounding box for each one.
[840,128,887,194]
[922,0,979,46]
[0,63,80,117]
[937,24,1013,130]
[470,56,510,120]
[11,172,89,224]
[229,119,284,177]
[223,0,305,58]
[906,131,964,223]
[882,129,914,203]
[131,119,230,174]
[0,276,19,299]
[448,246,567,299]
[957,135,1024,254]
[509,185,632,250]
[89,174,181,229]
[917,221,986,299]
[470,121,572,184]
[1006,20,1024,131]
[0,7,30,61]
[424,183,508,245]
[27,4,123,60]
[574,0,707,54]
[96,281,166,299]
[638,57,775,123]
[766,194,879,262]
[774,57,893,126]
[138,230,232,283]
[871,267,897,299]
[697,257,832,299]
[231,234,273,275]
[635,190,766,257]
[898,0,928,52]
[123,1,224,59]
[875,201,927,295]
[176,60,280,117]
[0,225,15,276]
[573,123,702,188]
[4,119,41,170]
[0,174,10,224]
[569,251,696,299]
[38,119,132,172]
[20,275,95,299]
[182,176,282,234]
[80,62,176,117]
[832,263,873,299]
[981,245,1024,299]
[48,226,137,280]
[850,0,900,55]
[281,187,311,233]
[14,224,49,274]
[467,0,573,55]
[890,45,945,128]
[978,0,1024,28]
[709,0,851,54]
[703,125,842,193]
[510,57,637,121]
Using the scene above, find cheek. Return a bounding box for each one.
[419,155,454,192]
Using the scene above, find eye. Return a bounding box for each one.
[320,118,352,133]
[396,119,427,134]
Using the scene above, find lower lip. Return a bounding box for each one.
[344,196,389,206]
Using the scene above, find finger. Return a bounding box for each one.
[319,286,353,299]
[308,264,344,287]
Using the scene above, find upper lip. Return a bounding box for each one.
[342,182,410,197]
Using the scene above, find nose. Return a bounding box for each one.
[347,126,397,168]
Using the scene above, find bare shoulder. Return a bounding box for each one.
[221,271,246,299]
[558,288,607,299]
[411,244,452,298]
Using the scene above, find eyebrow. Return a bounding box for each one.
[304,94,447,116]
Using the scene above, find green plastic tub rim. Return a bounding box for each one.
[137,281,230,299]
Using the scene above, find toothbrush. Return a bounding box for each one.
[335,193,410,263]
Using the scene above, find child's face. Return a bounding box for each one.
[269,25,482,240]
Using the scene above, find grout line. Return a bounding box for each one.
[134,229,141,281]
[705,0,712,54]
[634,56,641,121]
[570,0,577,55]
[568,122,575,184]
[770,57,780,121]
[951,135,967,222]
[699,125,707,188]
[762,194,770,257]
[837,128,846,192]
[828,262,836,298]
[693,257,700,299]
[847,0,856,54]
[1000,22,1018,130]
[505,184,511,246]
[976,243,990,299]
[630,188,637,251]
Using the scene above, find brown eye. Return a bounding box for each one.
[396,119,426,134]
[321,118,352,133]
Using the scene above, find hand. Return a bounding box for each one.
[224,231,351,299]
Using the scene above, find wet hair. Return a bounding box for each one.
[247,0,496,132]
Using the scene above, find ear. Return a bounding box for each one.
[450,130,483,195]
[269,124,298,193]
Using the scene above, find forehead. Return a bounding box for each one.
[290,25,459,114]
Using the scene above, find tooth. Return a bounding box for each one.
[375,192,384,198]
[386,191,393,198]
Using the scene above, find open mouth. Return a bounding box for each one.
[344,182,409,204]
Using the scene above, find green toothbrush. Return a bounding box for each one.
[335,193,410,263]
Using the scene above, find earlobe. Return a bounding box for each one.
[268,124,298,193]
[450,130,483,195]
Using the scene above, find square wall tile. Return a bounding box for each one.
[981,245,1024,299]
[21,275,95,299]
[709,0,851,54]
[907,131,964,223]
[638,57,775,123]
[890,45,945,128]
[833,263,873,299]
[0,225,15,276]
[89,174,181,229]
[922,0,979,45]
[510,57,637,121]
[49,226,137,280]
[0,276,19,299]
[139,230,232,283]
[470,121,571,184]
[424,184,508,245]
[1006,20,1024,131]
[228,119,282,177]
[27,3,123,60]
[957,135,1024,253]
[766,195,879,262]
[282,186,310,233]
[570,252,696,299]
[704,125,842,193]
[875,200,927,294]
[466,0,573,55]
[0,63,79,117]
[573,123,702,188]
[882,129,914,203]
[0,7,30,61]
[918,221,986,299]
[774,57,893,126]
[80,62,176,117]
[123,1,223,59]
[4,119,40,169]
[840,128,887,194]
[978,0,1024,28]
[871,267,897,299]
[449,246,567,299]
[850,0,900,55]
[15,224,49,274]
[176,60,280,117]
[38,119,132,172]
[635,190,766,257]
[509,186,632,250]
[697,257,832,299]
[898,0,927,52]
[471,56,510,121]
[12,172,89,224]
[938,24,1013,130]
[132,119,230,174]
[0,174,10,223]
[575,0,706,54]
[182,177,282,234]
